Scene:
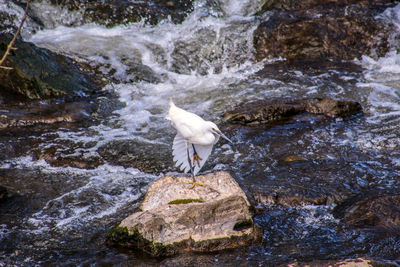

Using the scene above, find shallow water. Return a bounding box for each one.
[1,0,400,265]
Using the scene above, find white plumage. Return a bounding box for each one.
[166,99,232,184]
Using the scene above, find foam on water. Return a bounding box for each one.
[28,1,265,146]
[3,156,158,233]
[4,3,265,260]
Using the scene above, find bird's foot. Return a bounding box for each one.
[189,182,205,189]
[193,153,202,167]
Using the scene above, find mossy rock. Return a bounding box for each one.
[0,33,100,102]
[107,226,176,257]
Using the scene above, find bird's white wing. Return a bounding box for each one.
[172,132,214,175]
[173,132,191,173]
[192,143,213,175]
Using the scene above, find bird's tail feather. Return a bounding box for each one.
[173,132,213,175]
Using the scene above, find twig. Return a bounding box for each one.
[0,0,31,69]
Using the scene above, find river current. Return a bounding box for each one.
[1,0,400,265]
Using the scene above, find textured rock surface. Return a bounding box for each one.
[26,0,195,28]
[108,172,261,256]
[260,0,398,11]
[224,98,362,125]
[333,192,400,227]
[0,32,101,102]
[97,139,173,174]
[253,2,393,61]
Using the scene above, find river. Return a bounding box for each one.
[1,0,400,265]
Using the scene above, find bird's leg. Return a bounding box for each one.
[186,142,204,189]
[192,144,202,168]
[186,142,195,182]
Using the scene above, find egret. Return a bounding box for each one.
[166,98,233,188]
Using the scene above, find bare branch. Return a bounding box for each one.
[0,0,31,70]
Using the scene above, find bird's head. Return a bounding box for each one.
[207,121,234,145]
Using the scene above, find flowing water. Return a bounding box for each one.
[1,0,400,265]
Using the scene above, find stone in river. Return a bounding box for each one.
[107,171,262,257]
[224,98,362,125]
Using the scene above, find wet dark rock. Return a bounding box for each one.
[225,99,303,125]
[97,139,173,174]
[333,192,400,227]
[0,32,101,102]
[256,59,363,78]
[247,171,352,207]
[108,172,262,257]
[125,61,162,84]
[224,98,362,125]
[251,187,332,206]
[0,101,95,129]
[36,149,104,170]
[26,0,194,28]
[305,98,363,117]
[254,3,392,61]
[261,0,399,12]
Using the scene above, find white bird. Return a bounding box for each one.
[166,98,233,188]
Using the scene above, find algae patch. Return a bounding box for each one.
[107,225,176,257]
[168,198,204,205]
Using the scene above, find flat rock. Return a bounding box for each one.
[224,98,362,125]
[107,171,261,257]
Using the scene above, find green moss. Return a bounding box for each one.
[168,198,204,205]
[233,218,253,231]
[107,225,176,257]
[107,226,130,243]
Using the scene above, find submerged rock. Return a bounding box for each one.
[333,192,400,227]
[254,2,392,61]
[224,98,362,125]
[97,139,173,174]
[107,171,262,257]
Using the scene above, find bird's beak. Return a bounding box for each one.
[214,129,234,144]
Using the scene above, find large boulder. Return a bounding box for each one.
[26,0,195,28]
[107,171,262,257]
[253,2,393,61]
[0,32,102,103]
